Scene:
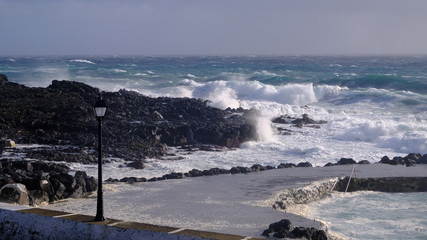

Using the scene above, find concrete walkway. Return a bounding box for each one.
[1,164,426,239]
[39,164,427,238]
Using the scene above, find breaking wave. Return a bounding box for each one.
[69,59,96,64]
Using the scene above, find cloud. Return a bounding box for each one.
[1,0,427,55]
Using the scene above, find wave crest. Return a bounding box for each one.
[69,59,96,64]
[192,80,321,110]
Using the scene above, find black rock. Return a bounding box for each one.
[277,163,296,169]
[126,160,146,169]
[263,219,293,238]
[236,166,252,174]
[358,160,370,165]
[417,154,427,164]
[272,115,292,124]
[202,168,230,176]
[163,172,185,180]
[337,158,356,165]
[230,167,241,174]
[296,162,313,168]
[85,176,98,192]
[29,189,49,205]
[379,156,401,165]
[324,162,334,167]
[0,76,258,160]
[50,178,66,199]
[291,227,328,240]
[188,169,203,177]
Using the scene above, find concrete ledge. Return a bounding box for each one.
[176,229,264,240]
[1,206,263,240]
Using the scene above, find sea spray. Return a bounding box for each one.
[254,115,276,142]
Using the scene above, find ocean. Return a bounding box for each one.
[1,55,427,239]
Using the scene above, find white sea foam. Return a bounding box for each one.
[134,72,148,76]
[69,59,96,64]
[307,191,427,240]
[253,70,278,76]
[190,80,319,109]
[113,69,127,73]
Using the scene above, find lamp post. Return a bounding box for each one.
[93,95,108,221]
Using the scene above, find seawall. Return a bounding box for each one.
[334,176,427,192]
[271,178,338,211]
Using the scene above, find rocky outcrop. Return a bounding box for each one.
[0,76,257,160]
[379,153,427,167]
[324,158,370,167]
[262,219,328,240]
[273,114,327,129]
[0,159,97,205]
[334,177,427,192]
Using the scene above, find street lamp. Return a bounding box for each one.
[93,95,108,221]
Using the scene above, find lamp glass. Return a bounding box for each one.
[94,106,107,118]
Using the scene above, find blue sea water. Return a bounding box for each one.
[1,55,426,165]
[1,55,427,239]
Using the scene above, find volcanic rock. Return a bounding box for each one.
[0,76,257,160]
[0,183,29,205]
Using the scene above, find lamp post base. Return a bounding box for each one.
[94,215,105,222]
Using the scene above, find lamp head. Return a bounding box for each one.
[93,95,108,120]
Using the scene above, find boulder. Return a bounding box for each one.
[0,183,29,205]
[358,160,370,165]
[291,227,328,240]
[417,154,427,164]
[262,219,293,238]
[379,156,400,165]
[277,163,296,169]
[188,169,203,177]
[29,190,49,206]
[74,171,87,190]
[50,173,76,196]
[202,168,230,176]
[126,160,146,169]
[324,162,334,167]
[337,158,356,165]
[85,176,98,192]
[272,115,292,124]
[50,178,66,199]
[262,219,327,240]
[162,172,185,180]
[296,162,313,168]
[230,167,241,174]
[250,164,267,172]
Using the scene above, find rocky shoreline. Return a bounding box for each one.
[1,74,427,240]
[0,73,337,203]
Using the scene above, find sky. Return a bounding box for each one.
[1,0,427,56]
